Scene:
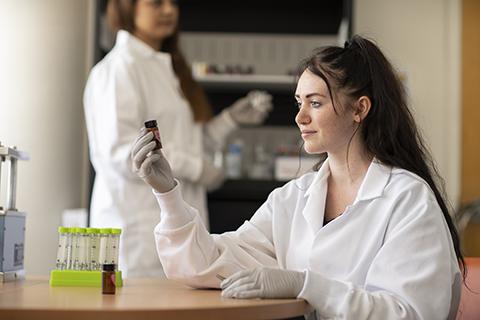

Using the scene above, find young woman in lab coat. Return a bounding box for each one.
[131,35,464,319]
[83,0,272,278]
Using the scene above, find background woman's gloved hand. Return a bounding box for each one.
[198,161,225,192]
[131,127,176,193]
[228,90,273,125]
[220,267,306,299]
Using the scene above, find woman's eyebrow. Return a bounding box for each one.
[294,92,327,99]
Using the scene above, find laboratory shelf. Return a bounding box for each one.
[194,74,296,92]
[208,179,287,233]
[208,179,286,201]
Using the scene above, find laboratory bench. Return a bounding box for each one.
[0,276,313,320]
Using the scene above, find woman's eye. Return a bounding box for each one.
[311,101,321,108]
[295,101,302,109]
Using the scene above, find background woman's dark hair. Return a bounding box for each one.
[295,34,465,277]
[106,0,213,122]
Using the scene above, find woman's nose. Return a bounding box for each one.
[295,107,310,125]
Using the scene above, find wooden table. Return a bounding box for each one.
[0,276,313,320]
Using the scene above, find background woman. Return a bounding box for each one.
[84,0,272,278]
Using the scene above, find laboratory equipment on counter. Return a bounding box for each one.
[55,227,69,271]
[0,143,30,283]
[73,228,87,270]
[225,139,243,179]
[107,229,121,270]
[98,228,111,266]
[86,227,100,271]
[102,263,116,294]
[50,227,123,287]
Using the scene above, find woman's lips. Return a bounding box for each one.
[301,130,316,139]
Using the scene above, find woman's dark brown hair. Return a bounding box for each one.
[295,34,466,278]
[106,0,213,122]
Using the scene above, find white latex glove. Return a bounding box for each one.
[131,127,176,193]
[198,161,226,192]
[228,90,273,125]
[220,267,306,299]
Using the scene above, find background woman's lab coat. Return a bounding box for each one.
[84,30,234,278]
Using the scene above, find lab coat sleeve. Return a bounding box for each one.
[298,181,461,320]
[153,182,278,289]
[203,108,238,154]
[84,58,144,182]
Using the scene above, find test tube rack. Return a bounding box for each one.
[0,144,30,283]
[50,270,123,287]
[50,227,123,287]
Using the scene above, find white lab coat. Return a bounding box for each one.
[153,159,461,320]
[83,30,235,278]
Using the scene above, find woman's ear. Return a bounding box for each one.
[354,96,371,122]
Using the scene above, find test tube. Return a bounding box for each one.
[69,228,78,269]
[86,228,100,271]
[66,227,74,269]
[74,228,87,270]
[98,228,111,267]
[107,229,122,270]
[55,227,69,270]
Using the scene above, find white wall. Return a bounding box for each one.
[0,0,94,275]
[353,0,462,207]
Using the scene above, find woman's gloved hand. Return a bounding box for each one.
[198,161,225,192]
[131,127,176,193]
[220,267,306,299]
[228,90,273,125]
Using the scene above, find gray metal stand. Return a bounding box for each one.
[0,144,30,282]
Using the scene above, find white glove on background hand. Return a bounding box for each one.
[228,90,273,125]
[131,127,176,193]
[220,267,306,299]
[197,161,226,192]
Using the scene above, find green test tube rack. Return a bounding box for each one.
[50,227,123,287]
[50,269,123,287]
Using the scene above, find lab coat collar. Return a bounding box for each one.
[356,159,392,201]
[304,157,391,201]
[302,158,330,234]
[302,158,391,234]
[116,30,171,61]
[304,158,330,198]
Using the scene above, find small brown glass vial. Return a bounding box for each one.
[144,120,162,150]
[102,263,116,294]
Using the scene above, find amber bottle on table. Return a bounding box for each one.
[102,263,116,294]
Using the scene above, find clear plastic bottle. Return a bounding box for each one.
[86,228,100,271]
[55,227,69,270]
[107,229,122,270]
[225,140,243,179]
[98,228,111,268]
[249,143,273,180]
